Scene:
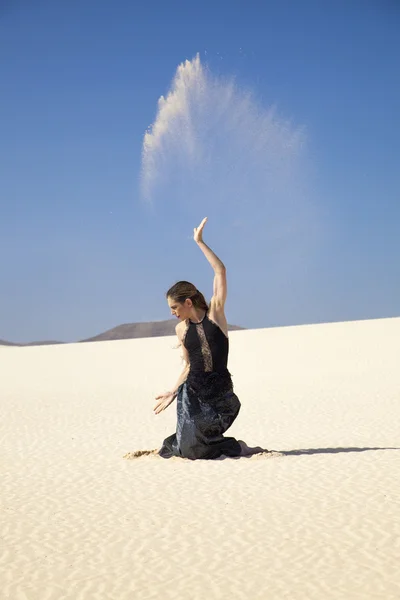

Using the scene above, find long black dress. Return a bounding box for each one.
[159,310,241,459]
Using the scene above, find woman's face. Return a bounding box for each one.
[168,297,190,320]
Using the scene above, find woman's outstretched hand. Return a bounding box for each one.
[153,391,176,415]
[193,217,208,243]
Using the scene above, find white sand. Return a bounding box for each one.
[1,317,400,600]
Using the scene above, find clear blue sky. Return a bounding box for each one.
[1,0,399,343]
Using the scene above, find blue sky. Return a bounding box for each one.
[1,0,399,343]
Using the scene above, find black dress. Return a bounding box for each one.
[159,310,241,459]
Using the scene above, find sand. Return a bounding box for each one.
[1,316,399,599]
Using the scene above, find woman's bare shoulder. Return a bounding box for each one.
[175,319,189,340]
[175,320,190,366]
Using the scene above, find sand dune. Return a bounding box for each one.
[1,317,399,599]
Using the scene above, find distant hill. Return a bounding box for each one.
[0,320,245,346]
[0,339,19,346]
[0,339,64,347]
[80,319,245,342]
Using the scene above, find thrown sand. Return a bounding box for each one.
[1,317,400,599]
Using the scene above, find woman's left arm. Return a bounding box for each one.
[194,217,227,307]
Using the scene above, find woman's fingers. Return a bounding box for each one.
[154,401,165,414]
[198,217,207,231]
[198,218,206,229]
[154,392,174,414]
[154,397,167,412]
[194,217,208,239]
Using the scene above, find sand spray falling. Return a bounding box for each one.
[140,54,319,316]
[141,53,309,205]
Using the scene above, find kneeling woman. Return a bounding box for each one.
[154,217,242,460]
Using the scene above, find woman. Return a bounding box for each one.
[154,217,248,459]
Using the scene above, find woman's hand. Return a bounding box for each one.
[153,391,176,414]
[193,217,208,243]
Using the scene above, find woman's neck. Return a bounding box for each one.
[189,308,207,323]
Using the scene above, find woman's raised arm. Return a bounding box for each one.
[193,217,227,308]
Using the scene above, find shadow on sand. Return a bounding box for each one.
[277,446,400,456]
[232,445,400,459]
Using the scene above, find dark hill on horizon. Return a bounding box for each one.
[0,339,20,346]
[80,319,245,342]
[0,319,245,347]
[0,339,63,347]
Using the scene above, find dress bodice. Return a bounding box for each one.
[183,310,229,374]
